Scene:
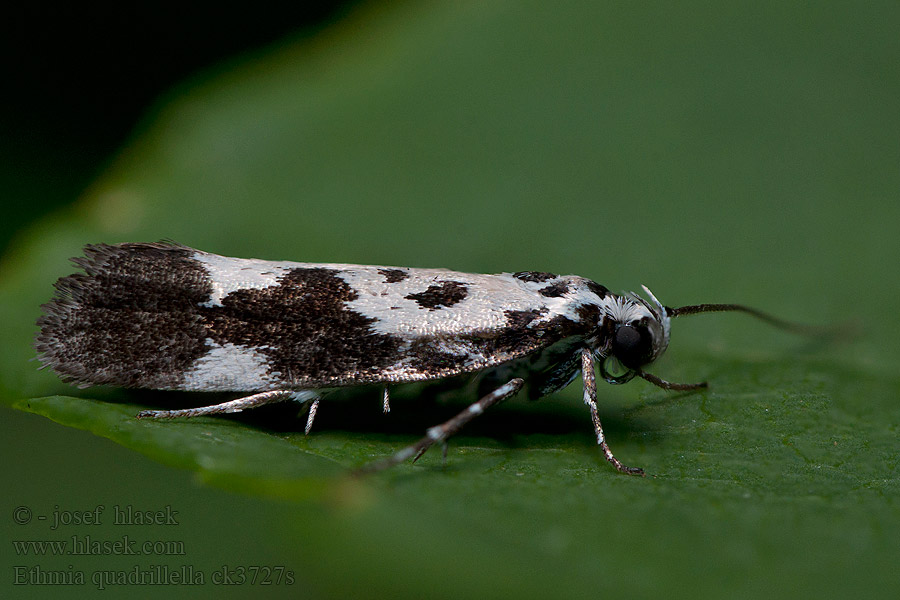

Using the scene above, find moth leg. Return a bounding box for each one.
[382,387,391,414]
[581,348,645,476]
[137,390,313,420]
[304,398,320,434]
[355,378,525,474]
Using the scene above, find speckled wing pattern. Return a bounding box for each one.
[35,242,612,392]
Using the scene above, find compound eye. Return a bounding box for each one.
[612,324,653,370]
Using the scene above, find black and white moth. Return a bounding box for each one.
[35,242,810,476]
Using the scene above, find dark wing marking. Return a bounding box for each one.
[404,281,468,310]
[35,242,212,389]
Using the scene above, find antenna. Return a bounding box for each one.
[666,303,832,337]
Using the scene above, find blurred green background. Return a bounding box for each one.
[2,2,898,599]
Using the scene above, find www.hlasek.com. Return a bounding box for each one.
[14,534,185,557]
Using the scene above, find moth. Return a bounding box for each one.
[35,242,810,475]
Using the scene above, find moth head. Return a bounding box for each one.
[599,292,823,391]
[598,285,671,385]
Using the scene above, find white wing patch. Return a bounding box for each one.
[180,341,280,391]
[193,252,297,308]
[337,270,575,336]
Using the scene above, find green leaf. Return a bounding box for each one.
[11,395,341,498]
[3,1,899,598]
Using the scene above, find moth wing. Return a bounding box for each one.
[36,243,596,392]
